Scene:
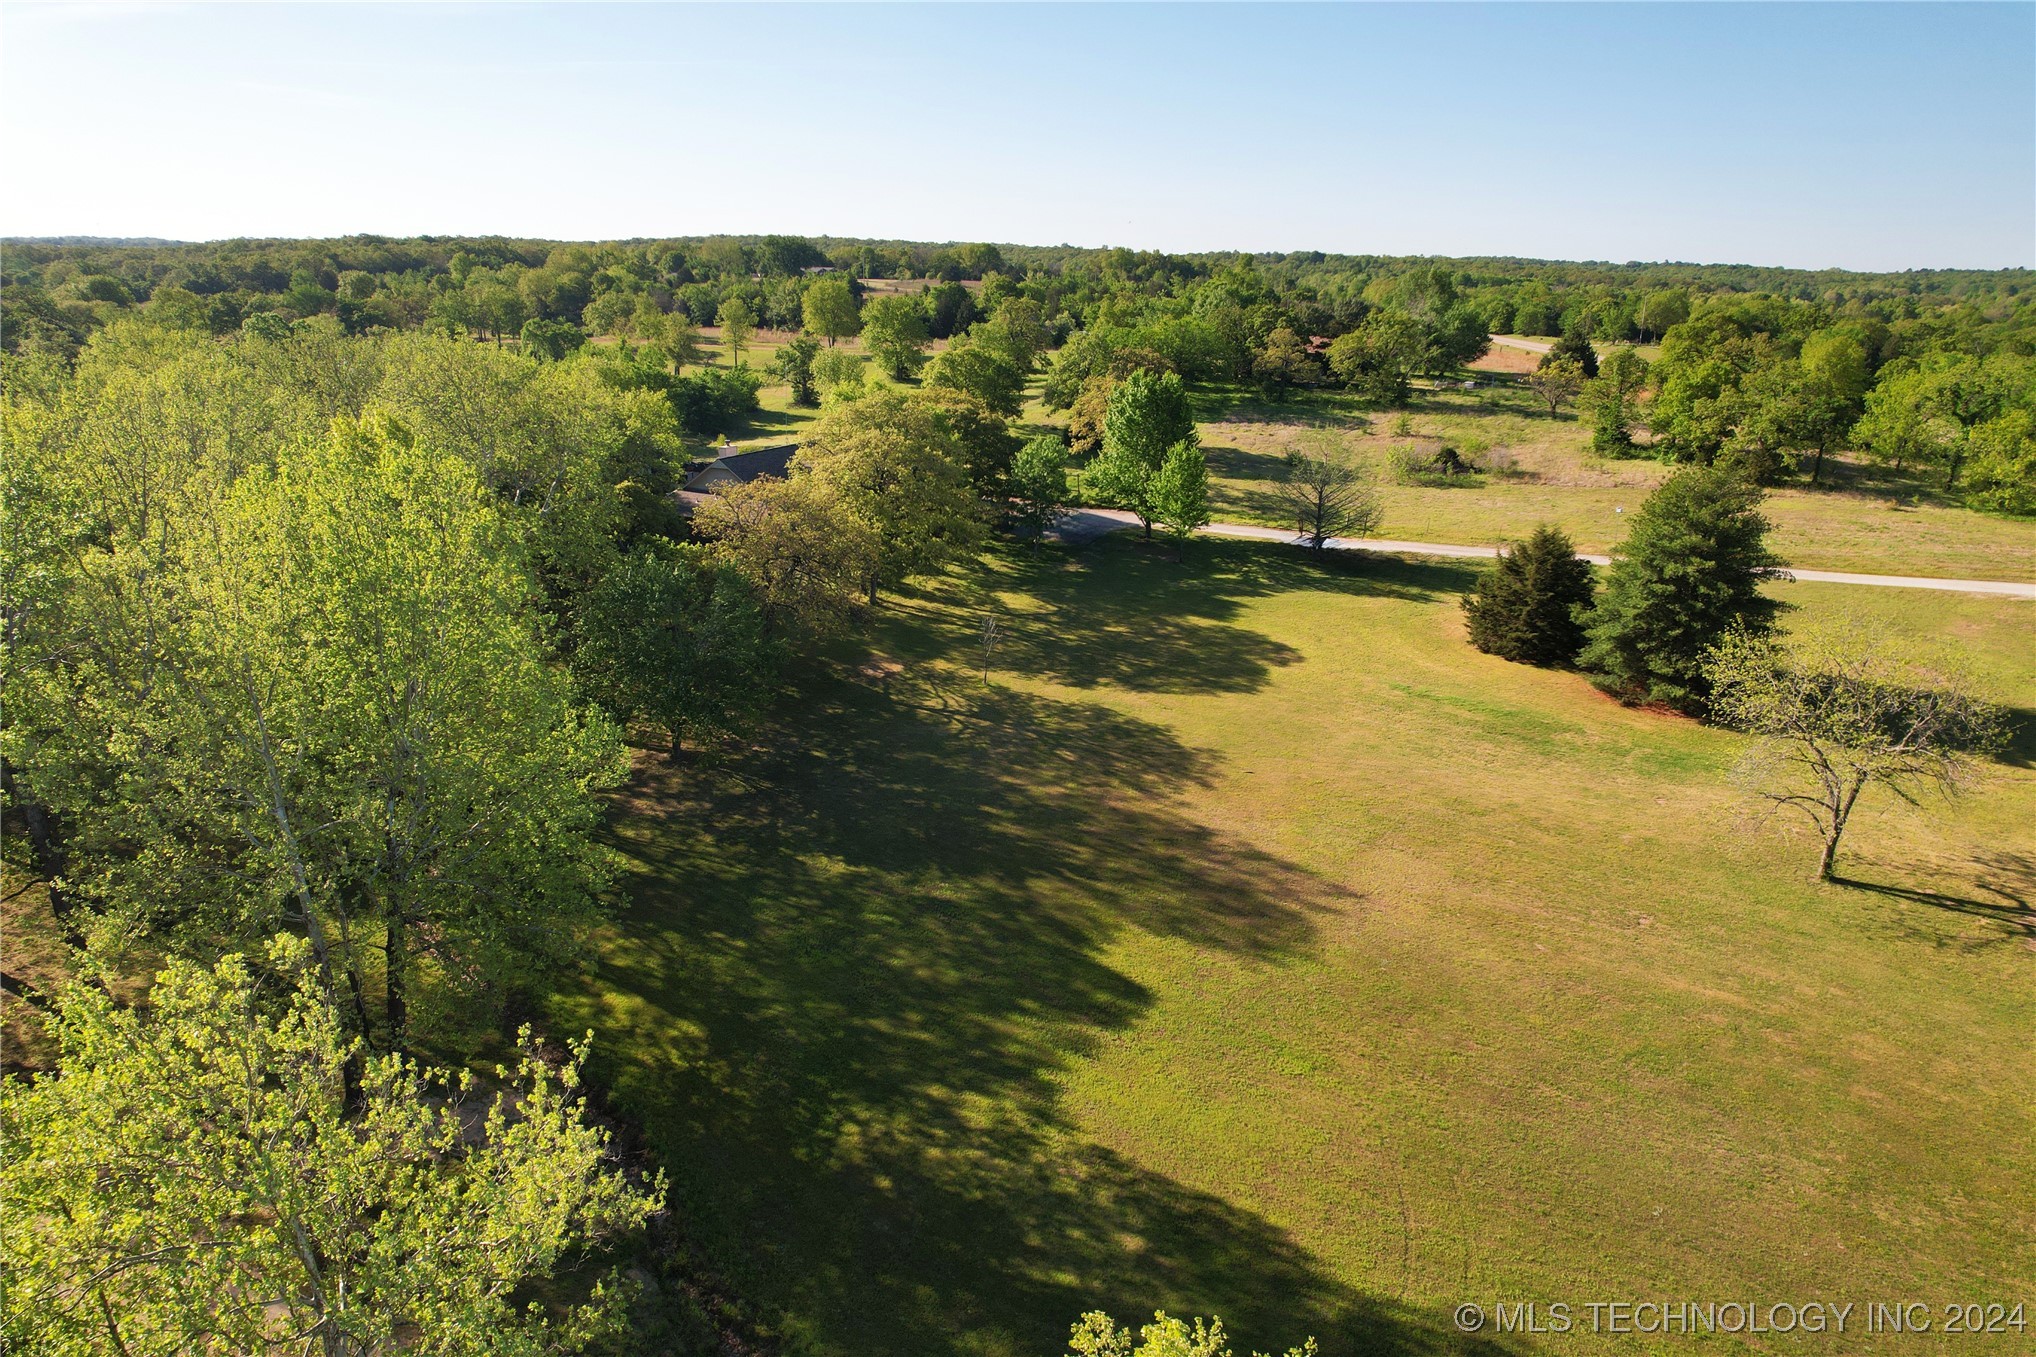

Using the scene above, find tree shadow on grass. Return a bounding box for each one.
[1992,706,2036,770]
[573,649,1512,1356]
[1205,443,1291,484]
[1835,849,2036,952]
[967,538,1462,696]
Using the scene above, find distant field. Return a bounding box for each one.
[1194,383,2036,580]
[688,333,2035,591]
[557,537,2035,1357]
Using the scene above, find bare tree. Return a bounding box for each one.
[1276,445,1383,549]
[1705,627,2007,881]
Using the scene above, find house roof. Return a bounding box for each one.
[714,443,798,481]
[678,442,799,494]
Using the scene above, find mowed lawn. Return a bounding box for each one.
[556,539,2036,1357]
[1196,385,2036,582]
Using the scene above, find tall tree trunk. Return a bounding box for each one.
[1,758,85,948]
[1817,771,1870,881]
[1809,442,1826,486]
[384,915,407,1051]
[668,727,685,764]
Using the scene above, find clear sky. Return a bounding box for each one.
[5,2,2031,270]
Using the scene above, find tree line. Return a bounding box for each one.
[0,274,1082,1347]
[1460,473,2007,882]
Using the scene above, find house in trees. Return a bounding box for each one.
[674,442,799,513]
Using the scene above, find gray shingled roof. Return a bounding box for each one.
[714,443,798,481]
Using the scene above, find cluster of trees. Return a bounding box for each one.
[0,315,802,1347]
[1461,469,2005,879]
[1067,1311,1315,1357]
[1463,467,1785,708]
[13,237,2025,515]
[1595,294,2036,511]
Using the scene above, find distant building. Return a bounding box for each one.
[673,442,800,514]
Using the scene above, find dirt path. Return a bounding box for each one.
[1054,509,2036,598]
[1489,335,1556,355]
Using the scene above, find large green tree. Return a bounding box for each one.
[922,339,1026,418]
[3,938,657,1357]
[1008,435,1073,551]
[1579,466,1788,711]
[1148,441,1212,550]
[574,541,775,760]
[1086,368,1198,538]
[9,407,625,1048]
[1963,408,2036,515]
[773,334,823,406]
[1582,347,1650,454]
[801,276,861,345]
[692,476,879,638]
[860,295,931,379]
[795,387,983,604]
[716,297,757,366]
[1325,309,1426,405]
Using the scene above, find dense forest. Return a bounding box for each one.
[7,231,2032,356]
[6,232,2031,508]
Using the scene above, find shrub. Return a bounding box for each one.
[670,366,762,435]
[1463,525,1596,666]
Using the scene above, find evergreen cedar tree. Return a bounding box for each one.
[1579,466,1788,712]
[1541,328,1599,379]
[1463,525,1595,666]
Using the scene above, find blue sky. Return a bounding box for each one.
[5,2,2031,269]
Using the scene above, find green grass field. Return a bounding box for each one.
[700,335,2035,579]
[1194,383,2036,580]
[554,538,2036,1356]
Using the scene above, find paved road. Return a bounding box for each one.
[1055,509,2036,598]
[1489,335,1555,355]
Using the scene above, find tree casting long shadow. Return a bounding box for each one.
[564,561,1510,1357]
[976,537,1460,697]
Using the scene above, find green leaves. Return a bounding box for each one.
[1580,466,1788,711]
[573,541,776,760]
[3,940,659,1357]
[1088,369,1198,533]
[1148,441,1212,545]
[11,393,626,1048]
[1463,525,1595,666]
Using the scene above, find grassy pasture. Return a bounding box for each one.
[1193,383,2036,580]
[557,537,2035,1357]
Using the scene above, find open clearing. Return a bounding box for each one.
[1196,384,2036,580]
[555,538,2035,1357]
[724,355,2035,580]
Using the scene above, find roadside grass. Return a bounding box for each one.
[680,335,2033,579]
[557,536,2035,1357]
[1190,384,2036,579]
